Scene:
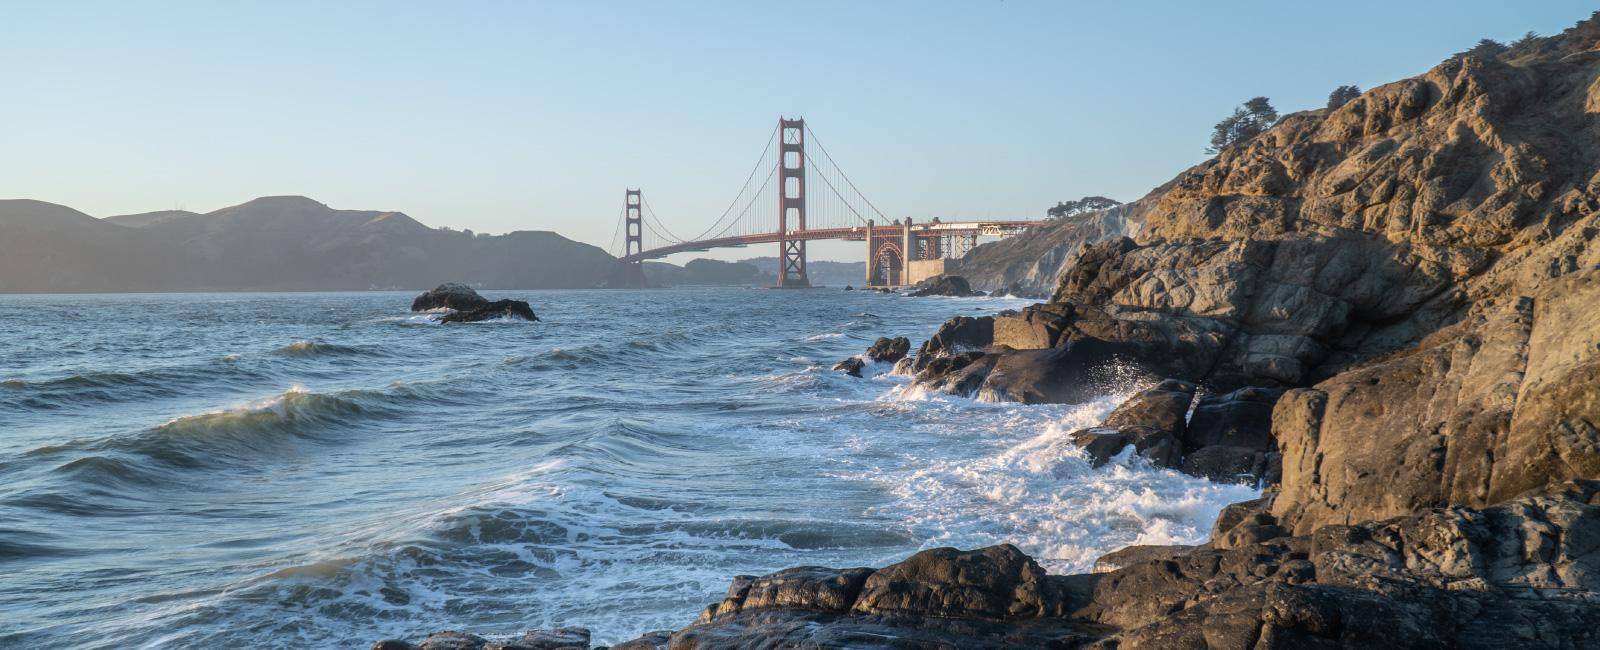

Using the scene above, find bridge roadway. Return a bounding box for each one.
[617,220,1038,264]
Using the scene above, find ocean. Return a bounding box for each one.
[0,289,1256,647]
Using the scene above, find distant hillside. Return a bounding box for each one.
[645,258,774,286]
[738,257,865,287]
[0,196,618,292]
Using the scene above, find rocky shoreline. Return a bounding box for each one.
[375,16,1600,650]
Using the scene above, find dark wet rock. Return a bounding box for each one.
[908,275,983,297]
[1182,386,1282,454]
[912,315,993,370]
[698,566,874,621]
[1092,544,1196,573]
[1068,380,1195,467]
[831,357,865,377]
[1103,379,1193,434]
[912,351,998,396]
[411,282,489,312]
[372,641,417,650]
[863,336,910,364]
[1180,445,1270,484]
[437,299,539,323]
[851,544,1067,620]
[979,346,1109,404]
[843,285,854,291]
[836,336,912,378]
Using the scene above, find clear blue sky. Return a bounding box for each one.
[2,1,1591,261]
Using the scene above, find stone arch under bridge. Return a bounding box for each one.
[868,238,903,287]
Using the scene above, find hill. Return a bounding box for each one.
[0,196,618,292]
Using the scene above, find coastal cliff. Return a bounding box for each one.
[378,14,1600,650]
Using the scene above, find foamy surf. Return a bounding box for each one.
[3,288,1261,648]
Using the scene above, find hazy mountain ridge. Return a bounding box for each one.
[0,196,618,292]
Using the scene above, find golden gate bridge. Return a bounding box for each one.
[608,117,1039,288]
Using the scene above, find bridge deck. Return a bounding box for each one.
[618,220,1037,263]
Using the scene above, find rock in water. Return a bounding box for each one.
[411,283,489,312]
[437,299,539,323]
[863,336,910,363]
[834,336,912,377]
[1069,379,1195,467]
[908,275,982,297]
[832,357,866,377]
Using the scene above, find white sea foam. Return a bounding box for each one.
[857,384,1258,574]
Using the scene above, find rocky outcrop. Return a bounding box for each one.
[548,482,1598,649]
[412,284,539,323]
[438,299,539,323]
[903,21,1600,534]
[412,283,490,312]
[907,275,983,297]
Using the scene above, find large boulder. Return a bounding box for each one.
[908,275,983,297]
[411,283,489,312]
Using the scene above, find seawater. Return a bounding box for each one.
[0,289,1256,648]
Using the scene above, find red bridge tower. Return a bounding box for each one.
[622,189,646,288]
[777,117,810,288]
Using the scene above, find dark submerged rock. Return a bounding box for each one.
[411,283,489,312]
[437,299,539,323]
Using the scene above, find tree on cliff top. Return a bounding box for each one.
[1461,38,1508,59]
[1047,196,1122,220]
[1206,96,1278,155]
[1326,85,1361,111]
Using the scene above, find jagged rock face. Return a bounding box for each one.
[952,201,1149,295]
[1044,52,1600,387]
[1027,47,1600,529]
[411,282,489,312]
[1273,271,1600,533]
